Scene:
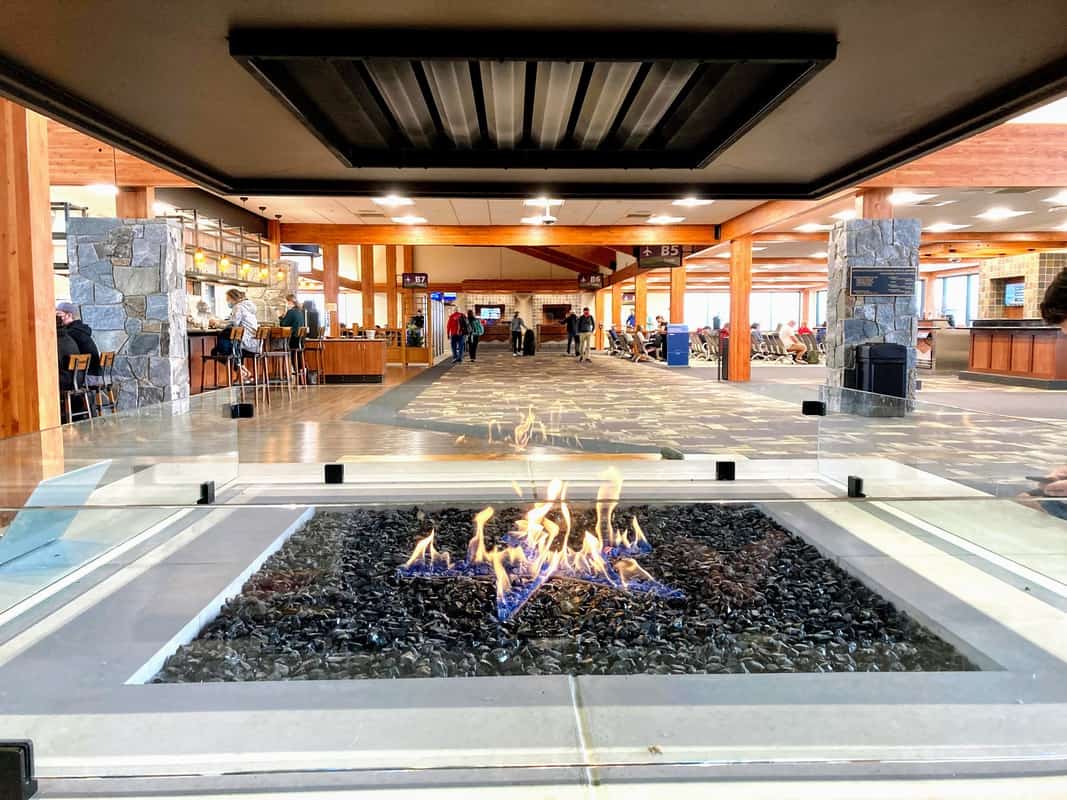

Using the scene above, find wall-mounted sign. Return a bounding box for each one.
[848,265,917,297]
[578,273,605,290]
[622,292,636,303]
[635,244,682,269]
[402,272,429,289]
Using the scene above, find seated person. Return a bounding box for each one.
[778,320,808,363]
[56,302,101,377]
[56,316,80,393]
[796,321,814,336]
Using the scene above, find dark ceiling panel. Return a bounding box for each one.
[230,29,837,170]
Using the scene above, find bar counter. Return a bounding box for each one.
[961,319,1067,389]
[188,331,387,394]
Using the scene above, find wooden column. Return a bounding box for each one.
[923,274,937,319]
[800,288,813,324]
[322,243,340,337]
[634,272,648,330]
[728,235,753,382]
[669,266,686,323]
[385,246,398,328]
[0,99,59,435]
[360,244,375,329]
[266,218,282,262]
[115,186,155,218]
[611,282,622,330]
[860,187,894,219]
[595,288,607,349]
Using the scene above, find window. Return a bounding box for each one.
[815,290,828,325]
[934,273,979,326]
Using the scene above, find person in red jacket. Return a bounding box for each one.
[445,305,469,364]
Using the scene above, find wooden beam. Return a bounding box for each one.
[612,281,623,329]
[0,100,59,435]
[554,245,619,270]
[305,267,360,292]
[595,288,608,349]
[508,245,600,274]
[728,236,752,382]
[267,218,281,262]
[921,231,1067,243]
[46,120,193,187]
[359,244,375,328]
[281,223,716,247]
[385,246,398,328]
[719,190,855,241]
[752,232,827,242]
[115,186,154,218]
[687,257,828,267]
[860,187,893,219]
[606,262,639,287]
[863,124,1067,188]
[322,243,340,337]
[669,266,686,324]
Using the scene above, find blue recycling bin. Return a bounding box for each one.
[665,324,689,367]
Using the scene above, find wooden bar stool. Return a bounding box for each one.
[93,351,118,414]
[200,326,245,394]
[62,353,94,423]
[291,326,309,388]
[251,325,293,398]
[304,338,325,384]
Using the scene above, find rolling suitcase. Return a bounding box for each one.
[522,329,536,356]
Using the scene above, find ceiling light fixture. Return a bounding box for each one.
[647,214,686,224]
[830,209,857,221]
[889,190,937,205]
[1044,190,1067,205]
[520,215,547,225]
[672,197,714,207]
[925,222,971,233]
[794,223,832,233]
[975,206,1030,221]
[392,215,427,225]
[523,197,564,207]
[373,195,414,208]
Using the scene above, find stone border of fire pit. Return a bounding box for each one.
[0,470,1065,785]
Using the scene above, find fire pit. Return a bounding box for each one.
[154,474,976,682]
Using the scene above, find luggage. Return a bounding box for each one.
[523,329,536,356]
[805,349,820,364]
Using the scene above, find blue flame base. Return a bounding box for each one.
[398,536,683,621]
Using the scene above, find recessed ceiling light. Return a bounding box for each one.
[794,223,832,233]
[889,190,937,205]
[672,197,714,207]
[1044,190,1067,205]
[925,222,971,232]
[975,207,1030,221]
[523,197,564,207]
[520,215,547,225]
[830,209,857,221]
[86,183,119,196]
[373,195,414,208]
[392,215,427,225]
[647,214,686,224]
[810,251,828,258]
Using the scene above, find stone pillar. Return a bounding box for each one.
[67,218,188,409]
[825,218,920,403]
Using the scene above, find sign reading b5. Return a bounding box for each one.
[635,245,682,269]
[401,272,429,289]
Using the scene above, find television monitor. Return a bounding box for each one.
[478,306,502,320]
[1004,283,1025,307]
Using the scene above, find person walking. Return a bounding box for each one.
[509,311,526,357]
[466,309,484,362]
[564,309,579,356]
[576,306,596,363]
[446,305,468,364]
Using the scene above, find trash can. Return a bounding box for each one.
[665,324,689,367]
[853,343,908,398]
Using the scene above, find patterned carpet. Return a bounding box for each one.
[364,349,1065,493]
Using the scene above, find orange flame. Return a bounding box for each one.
[402,529,451,571]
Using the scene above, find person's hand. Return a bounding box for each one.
[1046,466,1067,481]
[1044,480,1067,497]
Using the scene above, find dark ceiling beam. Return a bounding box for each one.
[280,223,718,246]
[508,246,601,274]
[332,60,411,149]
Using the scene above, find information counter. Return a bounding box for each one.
[961,319,1067,389]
